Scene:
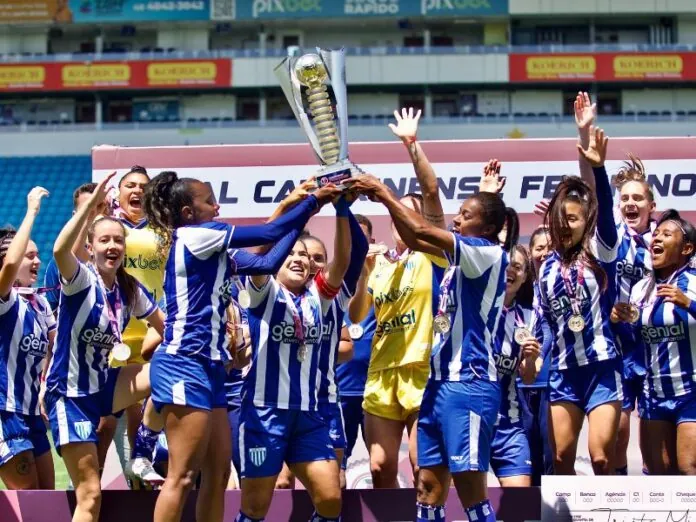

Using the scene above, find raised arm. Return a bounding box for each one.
[349,175,454,257]
[321,198,352,290]
[348,254,375,324]
[230,227,303,275]
[389,108,446,230]
[342,210,369,294]
[577,126,617,249]
[0,187,49,298]
[54,172,115,282]
[575,91,597,190]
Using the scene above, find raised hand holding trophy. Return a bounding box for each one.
[275,48,361,188]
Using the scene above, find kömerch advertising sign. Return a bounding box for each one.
[0,59,232,92]
[509,52,696,82]
[92,137,696,247]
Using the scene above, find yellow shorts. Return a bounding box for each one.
[362,363,430,422]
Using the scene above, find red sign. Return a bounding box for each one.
[509,52,696,82]
[0,59,232,92]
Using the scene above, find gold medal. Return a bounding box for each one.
[568,314,586,333]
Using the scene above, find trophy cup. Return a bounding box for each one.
[275,48,361,188]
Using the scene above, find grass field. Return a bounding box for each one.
[0,432,71,490]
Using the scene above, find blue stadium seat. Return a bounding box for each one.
[0,155,91,282]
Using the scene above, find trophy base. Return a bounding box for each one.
[315,160,362,190]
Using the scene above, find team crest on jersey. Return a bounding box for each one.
[74,421,93,440]
[249,447,267,467]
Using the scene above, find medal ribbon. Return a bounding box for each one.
[89,265,124,345]
[436,266,457,320]
[15,285,60,315]
[560,260,585,319]
[280,285,307,348]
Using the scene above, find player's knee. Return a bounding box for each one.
[314,489,342,518]
[370,458,397,483]
[678,459,696,476]
[590,454,611,475]
[168,468,198,491]
[75,477,102,516]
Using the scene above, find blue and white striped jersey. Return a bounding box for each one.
[493,303,533,426]
[615,222,655,305]
[0,289,55,415]
[614,221,655,375]
[244,277,333,410]
[317,285,351,404]
[46,263,155,397]
[538,166,620,371]
[629,268,696,399]
[538,235,620,370]
[430,234,508,382]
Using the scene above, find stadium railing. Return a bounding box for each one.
[1,112,695,133]
[1,43,694,63]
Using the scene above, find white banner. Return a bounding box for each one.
[94,158,696,219]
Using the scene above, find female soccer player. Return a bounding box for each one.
[0,187,55,490]
[349,173,515,522]
[539,126,622,476]
[349,109,448,489]
[44,173,165,522]
[490,245,541,487]
[100,166,170,486]
[234,198,355,522]
[275,227,366,491]
[574,91,656,474]
[143,171,338,522]
[517,227,554,484]
[612,210,696,475]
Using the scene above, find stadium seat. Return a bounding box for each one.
[0,156,91,282]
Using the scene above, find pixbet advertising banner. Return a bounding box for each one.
[509,52,696,82]
[0,59,232,92]
[229,0,508,20]
[92,136,696,248]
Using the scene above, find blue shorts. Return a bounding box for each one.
[622,375,646,413]
[549,359,623,415]
[228,397,241,473]
[417,379,500,473]
[339,395,364,469]
[640,393,696,425]
[318,402,346,451]
[490,423,532,478]
[45,368,121,454]
[0,411,50,466]
[235,405,335,479]
[150,351,227,412]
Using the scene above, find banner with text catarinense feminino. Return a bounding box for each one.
[91,137,696,249]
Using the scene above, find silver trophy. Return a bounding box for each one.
[275,48,361,188]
